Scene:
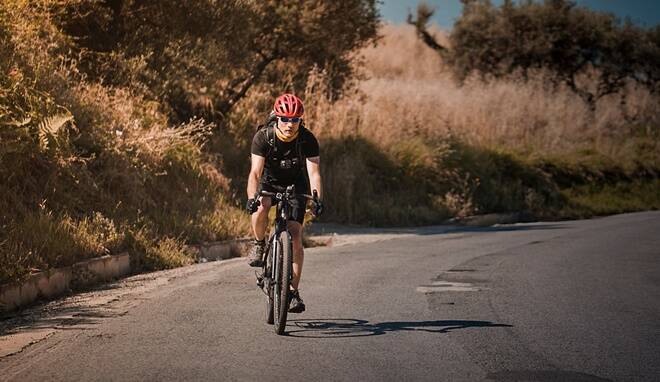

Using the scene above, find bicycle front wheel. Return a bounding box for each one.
[273,231,292,335]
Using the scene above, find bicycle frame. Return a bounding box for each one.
[262,187,294,291]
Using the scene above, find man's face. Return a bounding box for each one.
[277,116,301,138]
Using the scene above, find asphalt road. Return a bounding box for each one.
[1,211,659,381]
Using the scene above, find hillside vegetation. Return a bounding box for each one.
[1,0,658,285]
[0,0,379,284]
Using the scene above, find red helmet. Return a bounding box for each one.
[273,93,304,118]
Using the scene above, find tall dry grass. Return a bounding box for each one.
[302,24,659,225]
[336,24,659,160]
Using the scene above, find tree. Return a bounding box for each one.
[54,0,380,124]
[409,0,660,111]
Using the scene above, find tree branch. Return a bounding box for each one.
[407,4,448,57]
[215,50,278,119]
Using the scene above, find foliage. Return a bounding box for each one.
[125,227,194,272]
[54,0,380,123]
[560,179,660,217]
[409,0,660,110]
[1,1,658,287]
[312,25,659,225]
[449,0,660,108]
[0,1,252,284]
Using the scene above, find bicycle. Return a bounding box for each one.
[253,185,319,335]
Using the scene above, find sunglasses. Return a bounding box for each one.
[278,116,301,123]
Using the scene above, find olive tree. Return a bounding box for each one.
[409,0,660,111]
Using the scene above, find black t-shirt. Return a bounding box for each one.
[251,125,319,187]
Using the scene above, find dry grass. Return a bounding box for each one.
[353,25,660,158]
[302,24,659,225]
[361,24,448,80]
[0,209,122,282]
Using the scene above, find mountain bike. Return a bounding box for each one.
[254,185,319,335]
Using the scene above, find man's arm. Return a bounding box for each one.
[247,154,266,198]
[306,156,322,200]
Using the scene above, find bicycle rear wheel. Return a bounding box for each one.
[273,231,292,335]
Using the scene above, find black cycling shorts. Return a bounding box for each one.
[261,182,308,225]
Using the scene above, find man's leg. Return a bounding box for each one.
[247,196,271,266]
[251,196,272,240]
[287,220,306,313]
[287,220,304,290]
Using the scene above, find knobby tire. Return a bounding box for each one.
[274,231,292,335]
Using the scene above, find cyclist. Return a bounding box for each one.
[245,93,323,314]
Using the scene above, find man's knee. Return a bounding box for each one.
[255,197,272,216]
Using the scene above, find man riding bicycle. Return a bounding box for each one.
[245,93,323,314]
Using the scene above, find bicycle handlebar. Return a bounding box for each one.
[254,185,319,203]
[252,187,319,209]
[257,190,317,201]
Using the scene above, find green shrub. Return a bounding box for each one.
[0,209,123,284]
[560,179,660,217]
[125,227,194,272]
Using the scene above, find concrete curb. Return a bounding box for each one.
[443,212,537,227]
[0,253,130,313]
[188,238,252,262]
[0,238,252,313]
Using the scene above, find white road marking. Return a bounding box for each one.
[416,281,484,293]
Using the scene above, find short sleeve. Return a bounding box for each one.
[303,130,319,158]
[251,129,269,157]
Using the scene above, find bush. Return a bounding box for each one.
[0,209,122,284]
[125,228,194,272]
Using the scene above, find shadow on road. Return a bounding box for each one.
[286,318,512,338]
[0,301,128,337]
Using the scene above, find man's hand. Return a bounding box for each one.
[312,200,324,217]
[246,198,260,214]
